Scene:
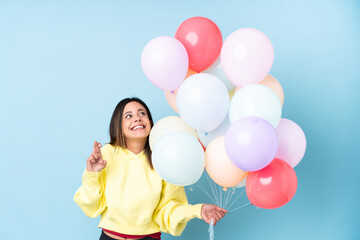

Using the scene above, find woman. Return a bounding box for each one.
[74,97,227,240]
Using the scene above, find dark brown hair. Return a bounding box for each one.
[109,97,154,168]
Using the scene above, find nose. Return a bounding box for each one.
[134,116,141,122]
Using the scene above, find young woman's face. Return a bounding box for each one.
[121,101,151,142]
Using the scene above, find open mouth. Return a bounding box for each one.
[131,125,145,131]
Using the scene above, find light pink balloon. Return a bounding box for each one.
[276,119,306,168]
[221,28,274,87]
[141,36,189,91]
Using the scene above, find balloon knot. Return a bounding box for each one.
[223,187,228,191]
[205,132,208,136]
[171,91,175,94]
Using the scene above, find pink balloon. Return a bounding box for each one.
[275,119,306,168]
[141,36,189,91]
[221,28,274,87]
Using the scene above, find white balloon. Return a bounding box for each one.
[149,116,197,150]
[177,73,229,132]
[229,84,282,128]
[198,115,231,148]
[152,131,205,186]
[203,58,235,92]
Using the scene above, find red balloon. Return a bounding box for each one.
[198,139,206,152]
[175,17,222,72]
[246,158,297,209]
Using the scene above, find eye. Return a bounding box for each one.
[139,111,146,116]
[124,114,132,119]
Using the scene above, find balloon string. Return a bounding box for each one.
[226,189,245,211]
[213,179,220,206]
[196,182,216,204]
[219,185,223,208]
[224,188,236,210]
[228,202,251,213]
[223,188,232,209]
[204,172,216,204]
[196,182,215,204]
[221,188,226,209]
[228,188,236,208]
[209,219,214,240]
[205,172,220,206]
[224,190,234,209]
[224,190,231,209]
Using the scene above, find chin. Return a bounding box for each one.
[128,132,150,140]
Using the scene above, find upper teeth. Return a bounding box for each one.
[133,126,144,130]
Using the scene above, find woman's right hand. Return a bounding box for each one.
[86,140,107,172]
[201,204,228,225]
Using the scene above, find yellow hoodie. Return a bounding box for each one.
[74,144,203,236]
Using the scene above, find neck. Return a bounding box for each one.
[125,139,147,155]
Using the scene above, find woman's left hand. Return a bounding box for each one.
[201,204,228,225]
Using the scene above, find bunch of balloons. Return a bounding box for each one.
[141,17,306,209]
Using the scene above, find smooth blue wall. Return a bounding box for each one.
[0,0,359,239]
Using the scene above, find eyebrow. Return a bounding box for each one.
[123,109,146,115]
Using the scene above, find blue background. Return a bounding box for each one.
[1,0,359,239]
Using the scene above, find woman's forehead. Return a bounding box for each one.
[124,101,145,112]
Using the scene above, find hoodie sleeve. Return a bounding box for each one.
[153,180,203,236]
[73,169,107,218]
